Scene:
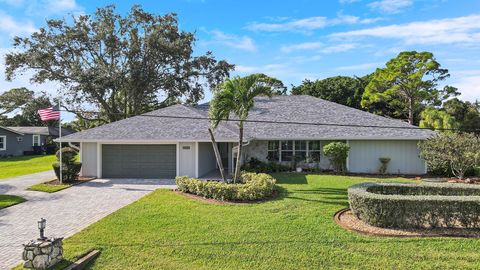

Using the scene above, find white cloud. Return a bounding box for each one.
[210,30,257,52]
[368,0,412,13]
[0,11,36,38]
[450,70,480,102]
[331,14,480,45]
[246,14,380,33]
[280,41,356,53]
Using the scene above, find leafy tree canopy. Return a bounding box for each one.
[419,106,459,130]
[5,5,233,123]
[362,51,459,124]
[291,75,367,109]
[0,91,56,127]
[0,88,34,115]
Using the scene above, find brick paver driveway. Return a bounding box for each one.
[0,172,175,269]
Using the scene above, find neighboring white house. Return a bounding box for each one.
[58,95,434,179]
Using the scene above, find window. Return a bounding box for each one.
[308,141,321,162]
[280,141,293,162]
[33,135,41,146]
[0,136,5,151]
[267,141,279,161]
[295,141,307,162]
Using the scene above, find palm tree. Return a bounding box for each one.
[209,74,274,183]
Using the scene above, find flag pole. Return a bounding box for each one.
[58,98,62,183]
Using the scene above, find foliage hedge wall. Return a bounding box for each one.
[176,172,276,201]
[348,182,480,229]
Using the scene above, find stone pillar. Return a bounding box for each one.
[22,238,63,269]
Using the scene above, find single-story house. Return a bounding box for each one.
[0,126,75,156]
[58,95,434,179]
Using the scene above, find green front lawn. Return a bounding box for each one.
[55,174,480,269]
[0,195,26,209]
[0,155,56,179]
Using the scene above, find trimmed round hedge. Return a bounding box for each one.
[348,182,480,229]
[175,172,276,202]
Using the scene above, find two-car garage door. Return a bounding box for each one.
[102,144,176,178]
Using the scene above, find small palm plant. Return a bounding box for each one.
[209,74,275,183]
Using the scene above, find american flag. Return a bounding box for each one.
[37,105,60,121]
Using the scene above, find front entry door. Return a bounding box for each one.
[179,142,195,177]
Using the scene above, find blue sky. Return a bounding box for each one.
[0,0,479,120]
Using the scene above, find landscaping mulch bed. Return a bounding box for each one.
[334,208,480,238]
[174,189,279,205]
[423,177,480,184]
[43,176,96,186]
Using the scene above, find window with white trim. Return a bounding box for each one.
[0,136,6,151]
[267,141,279,162]
[280,141,293,162]
[33,135,41,146]
[294,141,307,162]
[267,140,322,163]
[308,141,321,163]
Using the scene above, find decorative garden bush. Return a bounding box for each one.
[52,147,82,183]
[348,182,480,229]
[176,172,276,201]
[323,142,350,173]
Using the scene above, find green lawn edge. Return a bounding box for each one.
[0,194,26,209]
[27,182,71,193]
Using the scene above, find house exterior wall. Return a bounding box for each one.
[198,142,217,177]
[81,142,98,177]
[0,129,47,156]
[348,140,426,175]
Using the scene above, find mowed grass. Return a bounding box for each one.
[27,182,71,193]
[54,174,480,270]
[0,155,56,179]
[0,194,26,209]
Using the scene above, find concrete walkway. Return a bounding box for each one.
[0,172,175,269]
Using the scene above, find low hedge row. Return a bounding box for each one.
[348,182,480,229]
[176,172,276,201]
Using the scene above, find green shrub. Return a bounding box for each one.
[418,132,480,179]
[348,182,480,229]
[53,147,82,183]
[241,158,290,173]
[323,142,350,173]
[378,157,391,174]
[176,172,276,201]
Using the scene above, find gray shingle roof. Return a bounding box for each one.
[60,95,434,142]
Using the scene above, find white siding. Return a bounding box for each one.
[198,142,217,177]
[81,142,97,177]
[348,140,426,175]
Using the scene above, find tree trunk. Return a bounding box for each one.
[408,97,414,125]
[234,124,244,183]
[208,128,226,182]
